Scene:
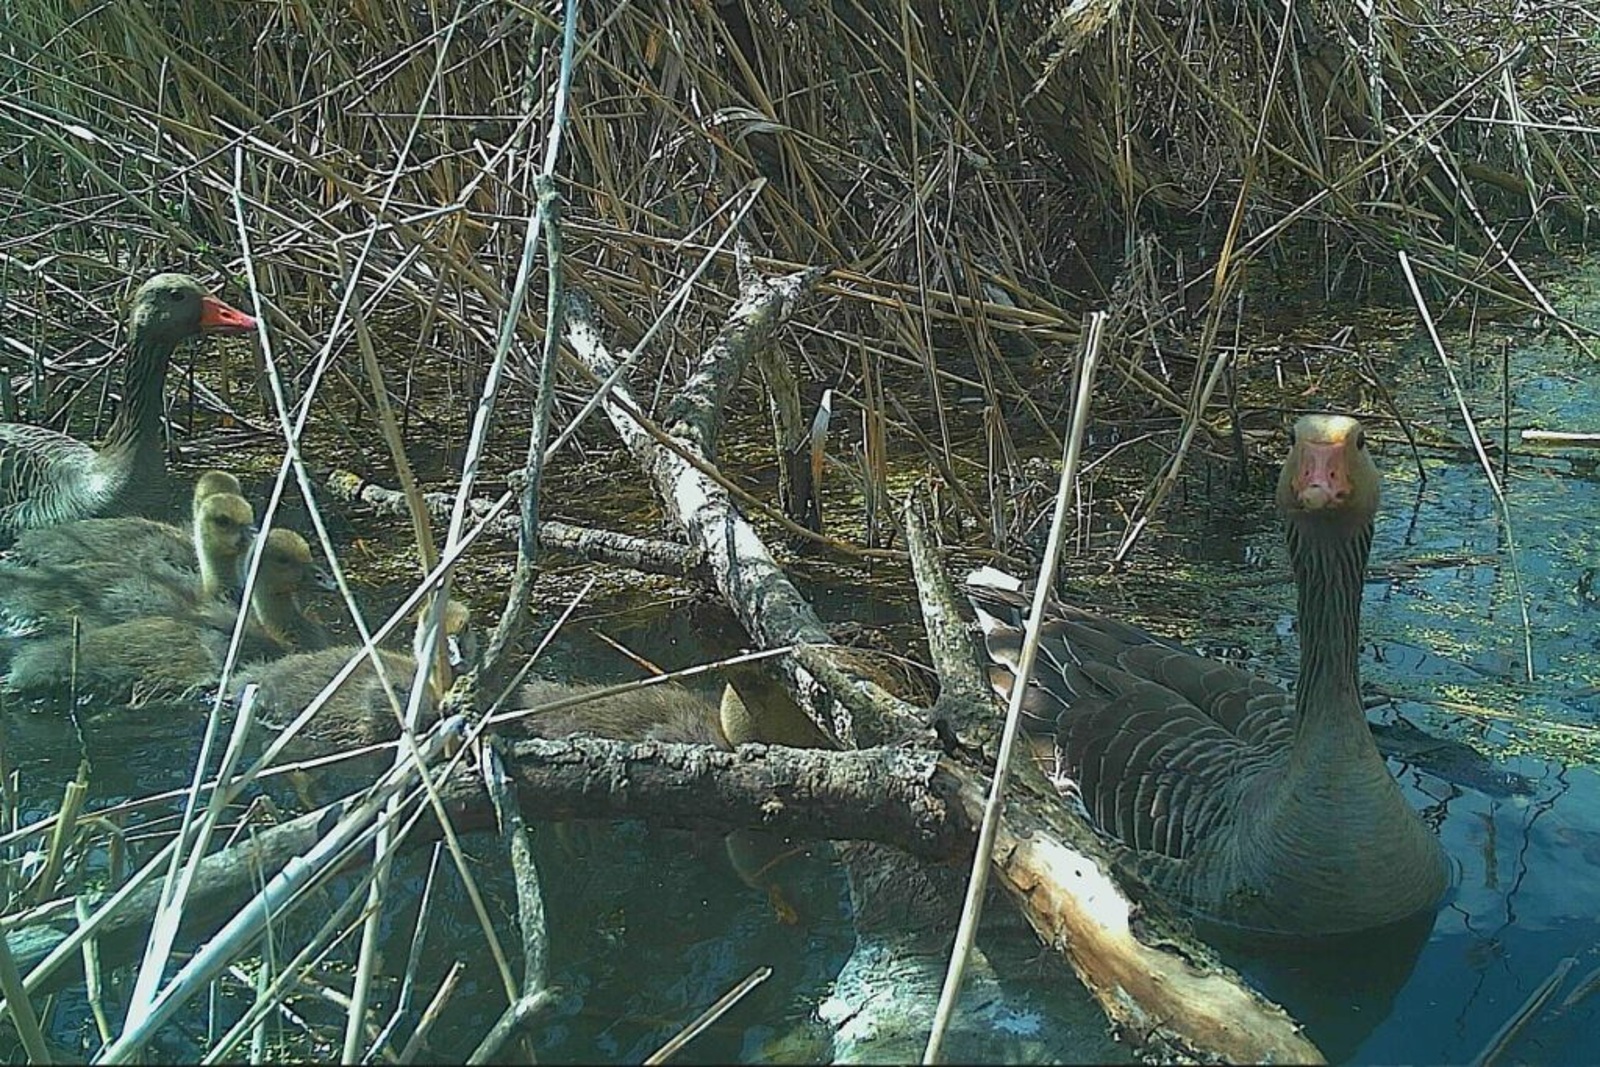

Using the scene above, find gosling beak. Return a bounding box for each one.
[199,295,257,334]
[311,565,339,593]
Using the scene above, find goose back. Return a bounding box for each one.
[3,611,237,702]
[0,490,257,638]
[3,469,249,582]
[511,677,734,748]
[232,598,471,753]
[2,527,319,704]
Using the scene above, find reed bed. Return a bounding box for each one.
[0,0,1595,1059]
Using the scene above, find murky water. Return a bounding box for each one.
[1155,276,1600,1063]
[6,268,1599,1062]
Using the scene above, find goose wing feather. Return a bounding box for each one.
[970,581,1289,861]
[0,426,102,538]
[0,558,201,637]
[970,582,1292,747]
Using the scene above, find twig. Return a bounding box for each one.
[98,718,466,1063]
[339,16,473,1056]
[397,960,465,1064]
[460,741,551,1064]
[924,310,1104,1064]
[77,896,113,1048]
[325,471,703,578]
[477,168,566,688]
[644,966,772,1065]
[120,673,261,1036]
[1521,430,1600,447]
[366,843,446,1062]
[1558,960,1600,1011]
[464,989,556,1066]
[30,762,88,906]
[1467,955,1575,1067]
[0,910,50,1063]
[1399,251,1535,683]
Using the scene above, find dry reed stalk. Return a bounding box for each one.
[1,0,1596,1058]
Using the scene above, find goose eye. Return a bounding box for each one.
[1354,429,1366,450]
[1287,426,1297,446]
[167,289,186,303]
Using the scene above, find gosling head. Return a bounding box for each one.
[191,470,244,516]
[1276,413,1380,538]
[193,492,257,596]
[245,529,334,652]
[411,599,475,670]
[130,274,256,346]
[253,529,316,596]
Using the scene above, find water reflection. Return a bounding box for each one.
[9,273,1600,1064]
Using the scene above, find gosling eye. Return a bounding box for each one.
[1354,428,1366,450]
[1287,425,1297,447]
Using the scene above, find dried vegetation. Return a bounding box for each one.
[1,0,1596,1059]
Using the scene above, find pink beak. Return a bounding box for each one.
[1292,439,1353,511]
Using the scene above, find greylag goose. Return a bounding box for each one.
[966,413,1451,939]
[0,489,257,638]
[0,275,255,543]
[4,529,329,701]
[231,599,472,753]
[4,470,248,586]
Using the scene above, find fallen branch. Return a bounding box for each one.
[1520,429,1600,448]
[325,469,703,578]
[3,738,977,993]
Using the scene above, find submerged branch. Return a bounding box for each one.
[325,470,704,578]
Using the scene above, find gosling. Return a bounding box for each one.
[0,489,257,639]
[232,598,473,753]
[3,528,332,702]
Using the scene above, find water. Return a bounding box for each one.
[1151,276,1600,1063]
[6,271,1600,1063]
[1310,291,1600,1064]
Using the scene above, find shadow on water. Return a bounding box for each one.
[1207,913,1437,1065]
[1148,266,1600,1063]
[7,267,1600,1063]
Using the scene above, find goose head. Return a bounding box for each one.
[130,274,256,347]
[191,470,244,520]
[411,598,473,701]
[247,529,329,649]
[1275,413,1379,542]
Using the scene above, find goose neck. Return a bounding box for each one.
[103,332,176,456]
[1289,518,1371,735]
[250,589,300,645]
[195,547,238,600]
